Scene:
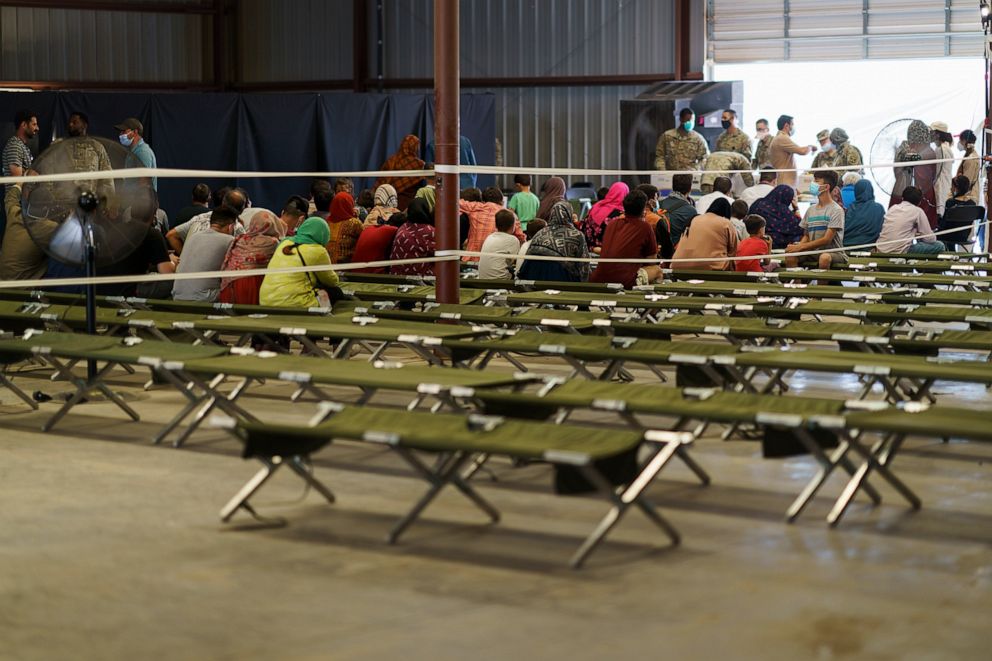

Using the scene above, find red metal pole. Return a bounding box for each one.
[434,0,460,304]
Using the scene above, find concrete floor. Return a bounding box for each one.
[1,344,991,660]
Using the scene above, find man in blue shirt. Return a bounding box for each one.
[115,117,157,191]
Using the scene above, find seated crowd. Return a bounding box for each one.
[0,131,983,306]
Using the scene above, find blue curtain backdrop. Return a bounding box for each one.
[0,91,495,234]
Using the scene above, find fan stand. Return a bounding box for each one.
[77,191,100,380]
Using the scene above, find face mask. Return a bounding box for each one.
[958,142,967,151]
[119,134,132,147]
[682,120,693,132]
[823,142,835,153]
[789,127,796,137]
[756,128,769,137]
[809,182,821,197]
[721,120,732,130]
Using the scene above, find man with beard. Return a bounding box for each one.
[64,111,114,196]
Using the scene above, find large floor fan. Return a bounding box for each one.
[21,136,153,377]
[869,118,943,205]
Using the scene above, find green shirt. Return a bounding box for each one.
[508,191,540,226]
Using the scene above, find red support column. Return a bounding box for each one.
[433,0,460,304]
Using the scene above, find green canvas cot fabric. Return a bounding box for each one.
[865,251,985,261]
[338,282,484,305]
[845,406,992,442]
[349,304,515,325]
[847,257,992,274]
[728,348,992,384]
[240,405,644,461]
[611,314,890,343]
[442,329,739,363]
[181,353,533,390]
[178,314,483,342]
[749,301,992,325]
[475,379,848,424]
[0,331,119,363]
[72,339,229,364]
[503,290,763,311]
[0,300,70,323]
[889,328,992,352]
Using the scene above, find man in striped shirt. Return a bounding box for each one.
[2,109,38,189]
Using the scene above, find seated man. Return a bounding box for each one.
[696,176,734,215]
[659,173,698,244]
[784,170,847,269]
[459,186,525,261]
[477,210,523,280]
[96,187,176,298]
[172,205,238,301]
[590,189,660,288]
[738,169,777,207]
[876,186,944,255]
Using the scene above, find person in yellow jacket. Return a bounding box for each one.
[259,216,340,308]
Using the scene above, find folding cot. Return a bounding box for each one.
[0,330,228,430]
[151,351,544,447]
[169,313,487,364]
[846,257,992,274]
[663,268,992,290]
[338,281,486,305]
[853,250,991,262]
[218,403,694,569]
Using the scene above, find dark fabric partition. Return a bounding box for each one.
[237,94,320,215]
[0,90,496,241]
[148,94,240,222]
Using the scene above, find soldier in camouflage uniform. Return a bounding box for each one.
[753,118,773,169]
[810,129,838,174]
[700,151,754,193]
[64,112,114,197]
[829,127,863,174]
[715,109,753,163]
[655,107,709,171]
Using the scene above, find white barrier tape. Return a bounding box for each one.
[0,168,434,186]
[0,255,460,290]
[0,155,980,186]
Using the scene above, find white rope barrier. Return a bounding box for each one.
[0,154,981,186]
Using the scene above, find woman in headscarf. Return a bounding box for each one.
[582,181,629,251]
[375,134,425,210]
[389,198,436,276]
[519,200,591,282]
[218,210,285,305]
[535,176,567,221]
[259,217,340,308]
[748,184,803,249]
[890,120,938,227]
[415,185,437,212]
[326,192,364,263]
[843,179,885,248]
[706,197,733,220]
[363,184,399,228]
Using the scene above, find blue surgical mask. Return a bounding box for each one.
[809,182,821,196]
[119,133,132,147]
[682,121,693,132]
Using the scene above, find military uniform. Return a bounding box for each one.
[753,134,773,169]
[715,130,753,163]
[810,150,837,173]
[834,142,863,173]
[700,151,754,193]
[654,128,709,171]
[54,136,115,196]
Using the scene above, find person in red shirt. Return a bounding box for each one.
[735,215,779,273]
[589,189,661,288]
[350,212,405,273]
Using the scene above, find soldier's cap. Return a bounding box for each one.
[816,129,830,141]
[114,117,143,135]
[829,128,849,144]
[929,121,949,133]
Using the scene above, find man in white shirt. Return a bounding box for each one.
[477,210,522,279]
[695,177,734,215]
[739,170,778,207]
[877,186,944,255]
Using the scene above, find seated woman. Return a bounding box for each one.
[843,180,885,248]
[259,217,340,308]
[389,199,436,276]
[945,175,978,212]
[326,192,364,264]
[671,198,740,271]
[351,213,405,273]
[748,184,803,250]
[519,200,590,282]
[363,184,400,228]
[218,210,285,305]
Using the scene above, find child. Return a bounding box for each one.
[507,174,540,228]
[784,170,847,269]
[477,210,523,279]
[735,214,778,273]
[516,218,547,272]
[729,199,749,241]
